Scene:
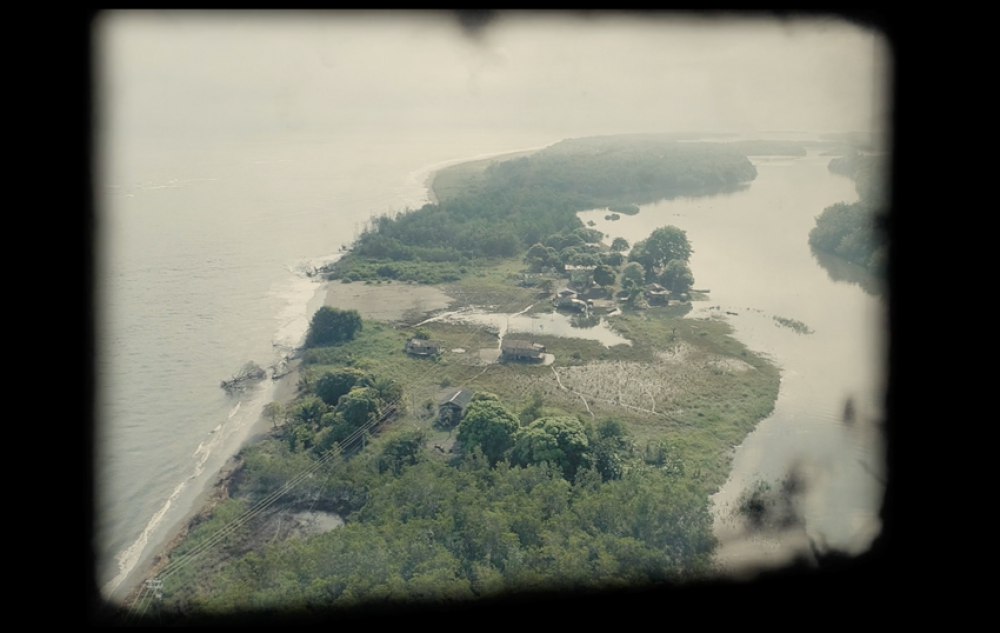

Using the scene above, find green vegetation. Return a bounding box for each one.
[773,316,813,335]
[304,307,362,348]
[511,416,592,481]
[657,259,695,294]
[137,136,786,621]
[456,398,521,466]
[322,137,757,285]
[628,226,692,274]
[623,226,695,294]
[610,237,629,252]
[148,286,779,618]
[621,262,645,289]
[810,151,889,278]
[609,203,640,215]
[157,454,714,617]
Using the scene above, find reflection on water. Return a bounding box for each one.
[443,308,631,348]
[577,147,887,576]
[810,246,885,297]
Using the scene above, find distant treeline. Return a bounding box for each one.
[331,138,757,279]
[809,152,889,277]
[722,140,807,156]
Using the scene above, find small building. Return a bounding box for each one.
[645,283,670,305]
[438,388,474,427]
[589,298,616,314]
[555,295,591,312]
[405,338,443,356]
[501,339,546,361]
[565,265,596,288]
[517,273,541,288]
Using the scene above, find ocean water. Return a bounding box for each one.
[95,125,559,600]
[96,127,887,600]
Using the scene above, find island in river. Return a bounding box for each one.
[111,134,869,622]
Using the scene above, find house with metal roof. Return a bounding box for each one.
[500,339,546,361]
[405,338,444,356]
[645,283,670,305]
[438,388,474,427]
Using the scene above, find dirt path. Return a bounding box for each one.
[550,364,658,416]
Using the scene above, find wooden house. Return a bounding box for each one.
[565,265,596,288]
[501,339,546,361]
[405,338,443,356]
[555,295,591,312]
[438,388,474,427]
[553,287,579,306]
[645,283,670,305]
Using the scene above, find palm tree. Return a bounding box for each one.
[363,375,403,414]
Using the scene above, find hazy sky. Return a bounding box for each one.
[95,11,890,139]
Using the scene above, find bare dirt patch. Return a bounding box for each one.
[324,282,454,324]
[706,356,755,374]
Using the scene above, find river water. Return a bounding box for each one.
[579,145,887,575]
[97,128,886,602]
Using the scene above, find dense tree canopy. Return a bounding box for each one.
[335,387,381,428]
[335,139,755,278]
[591,418,634,482]
[601,251,625,268]
[572,227,604,243]
[629,226,692,275]
[593,264,616,287]
[511,416,592,481]
[305,307,362,348]
[810,152,888,277]
[173,454,717,612]
[621,262,646,289]
[610,237,630,252]
[457,399,520,465]
[315,369,368,406]
[657,259,695,294]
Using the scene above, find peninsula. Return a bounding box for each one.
[112,134,817,622]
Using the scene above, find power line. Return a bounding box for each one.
[121,284,541,617]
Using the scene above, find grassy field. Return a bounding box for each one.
[133,146,787,618]
[297,275,778,494]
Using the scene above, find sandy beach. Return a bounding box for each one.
[324,281,454,324]
[112,280,458,610]
[111,150,534,613]
[110,359,304,610]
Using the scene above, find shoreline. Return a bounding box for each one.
[111,149,505,610]
[113,140,787,610]
[112,354,305,609]
[424,147,542,206]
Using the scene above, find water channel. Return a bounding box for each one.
[578,148,888,577]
